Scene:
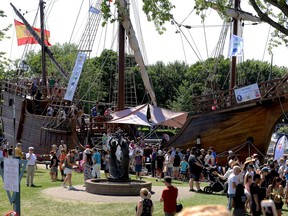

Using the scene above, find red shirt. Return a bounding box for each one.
[161,186,178,213]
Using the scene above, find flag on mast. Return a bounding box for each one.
[228,34,243,57]
[14,19,51,46]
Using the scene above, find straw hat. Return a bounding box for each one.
[244,157,255,165]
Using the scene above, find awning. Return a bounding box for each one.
[109,104,188,128]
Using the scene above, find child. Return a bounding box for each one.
[58,149,66,181]
[180,157,189,182]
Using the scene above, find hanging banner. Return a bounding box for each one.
[228,34,244,57]
[64,53,87,101]
[4,158,19,192]
[274,135,287,161]
[234,83,261,103]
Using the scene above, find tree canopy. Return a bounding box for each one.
[0,10,12,79]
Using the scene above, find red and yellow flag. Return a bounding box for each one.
[14,19,51,46]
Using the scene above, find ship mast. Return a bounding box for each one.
[40,0,47,94]
[118,9,126,111]
[229,0,239,90]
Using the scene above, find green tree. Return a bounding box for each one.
[147,61,188,107]
[26,42,78,79]
[0,10,12,79]
[169,58,287,112]
[193,0,288,48]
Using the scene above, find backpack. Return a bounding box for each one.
[141,199,153,216]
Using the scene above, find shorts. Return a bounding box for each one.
[64,168,73,175]
[135,164,142,172]
[50,167,58,173]
[180,171,187,175]
[173,166,180,171]
[190,172,201,181]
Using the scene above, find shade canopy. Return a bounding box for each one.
[109,104,188,128]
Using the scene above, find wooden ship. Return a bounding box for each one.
[167,77,288,163]
[168,0,288,163]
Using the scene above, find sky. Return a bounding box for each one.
[1,0,288,68]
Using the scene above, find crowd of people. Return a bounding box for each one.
[3,132,288,216]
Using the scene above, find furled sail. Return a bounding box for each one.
[118,0,157,106]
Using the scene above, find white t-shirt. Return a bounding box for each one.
[26,153,37,165]
[227,173,239,195]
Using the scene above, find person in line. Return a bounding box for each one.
[244,173,253,213]
[232,183,247,216]
[62,149,78,190]
[172,150,181,180]
[160,176,178,216]
[58,140,67,154]
[58,149,66,181]
[83,148,93,184]
[136,188,154,216]
[92,148,101,179]
[250,174,264,216]
[49,151,58,182]
[188,147,204,192]
[164,150,173,177]
[26,147,37,187]
[179,157,189,182]
[266,177,284,216]
[227,165,241,211]
[14,143,23,159]
[155,150,165,182]
[150,147,158,177]
[102,151,109,178]
[134,150,144,180]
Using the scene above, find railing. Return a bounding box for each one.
[1,80,67,99]
[191,78,288,114]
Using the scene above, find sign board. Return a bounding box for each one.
[234,83,261,103]
[4,158,19,192]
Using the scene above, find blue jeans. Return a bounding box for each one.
[227,193,235,210]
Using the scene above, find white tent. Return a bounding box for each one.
[109,104,188,128]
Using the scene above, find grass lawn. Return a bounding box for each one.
[1,166,288,216]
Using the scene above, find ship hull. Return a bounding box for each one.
[1,86,79,155]
[168,98,288,164]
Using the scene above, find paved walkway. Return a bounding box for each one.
[42,184,194,203]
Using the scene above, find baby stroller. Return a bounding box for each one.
[203,166,226,194]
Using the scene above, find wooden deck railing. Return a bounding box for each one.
[191,78,288,114]
[1,80,67,99]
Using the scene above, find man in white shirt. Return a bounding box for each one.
[227,165,241,210]
[26,147,37,187]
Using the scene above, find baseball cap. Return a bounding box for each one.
[261,167,269,173]
[28,147,34,150]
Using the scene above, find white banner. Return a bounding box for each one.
[64,53,87,101]
[229,34,244,57]
[274,135,287,162]
[234,83,261,103]
[4,158,19,192]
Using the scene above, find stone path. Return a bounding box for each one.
[42,184,194,203]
